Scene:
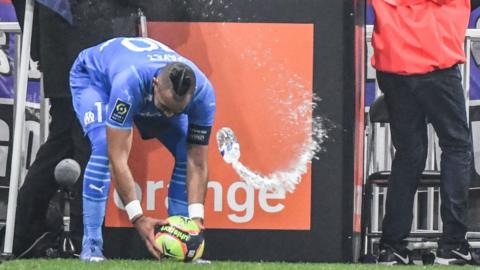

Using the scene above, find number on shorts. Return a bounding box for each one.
[84,102,104,126]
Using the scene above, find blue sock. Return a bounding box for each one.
[83,127,110,242]
[168,161,188,216]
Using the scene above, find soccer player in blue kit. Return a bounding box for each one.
[69,37,215,261]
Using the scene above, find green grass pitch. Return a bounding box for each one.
[0,259,479,270]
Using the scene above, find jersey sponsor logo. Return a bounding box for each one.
[110,99,131,125]
[138,111,163,117]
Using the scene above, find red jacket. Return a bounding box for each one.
[371,0,470,75]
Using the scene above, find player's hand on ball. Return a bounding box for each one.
[133,215,168,260]
[192,217,205,230]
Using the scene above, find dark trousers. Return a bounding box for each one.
[13,97,90,255]
[377,65,472,249]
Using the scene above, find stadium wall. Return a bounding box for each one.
[102,0,363,262]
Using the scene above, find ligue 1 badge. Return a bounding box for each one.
[110,98,131,124]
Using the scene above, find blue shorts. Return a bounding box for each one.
[70,56,109,134]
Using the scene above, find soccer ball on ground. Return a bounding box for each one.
[155,216,205,262]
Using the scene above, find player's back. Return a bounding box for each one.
[79,37,186,91]
[74,37,214,127]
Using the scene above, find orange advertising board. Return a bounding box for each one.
[105,22,314,230]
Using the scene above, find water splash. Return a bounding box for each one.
[217,94,327,193]
[216,26,328,193]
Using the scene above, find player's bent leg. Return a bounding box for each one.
[80,126,110,262]
[155,116,189,217]
[70,75,109,261]
[167,159,188,217]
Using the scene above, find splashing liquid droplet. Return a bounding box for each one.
[216,100,326,194]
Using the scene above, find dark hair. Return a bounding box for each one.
[168,62,195,96]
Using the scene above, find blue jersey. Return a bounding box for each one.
[74,37,216,132]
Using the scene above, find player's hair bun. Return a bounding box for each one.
[169,63,195,96]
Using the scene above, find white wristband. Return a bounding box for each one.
[188,203,204,219]
[125,200,143,221]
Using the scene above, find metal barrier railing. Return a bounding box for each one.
[0,14,30,255]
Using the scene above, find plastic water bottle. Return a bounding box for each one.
[216,127,240,164]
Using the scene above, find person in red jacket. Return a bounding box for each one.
[371,0,474,265]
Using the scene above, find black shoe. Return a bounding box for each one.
[435,243,473,265]
[377,243,412,265]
